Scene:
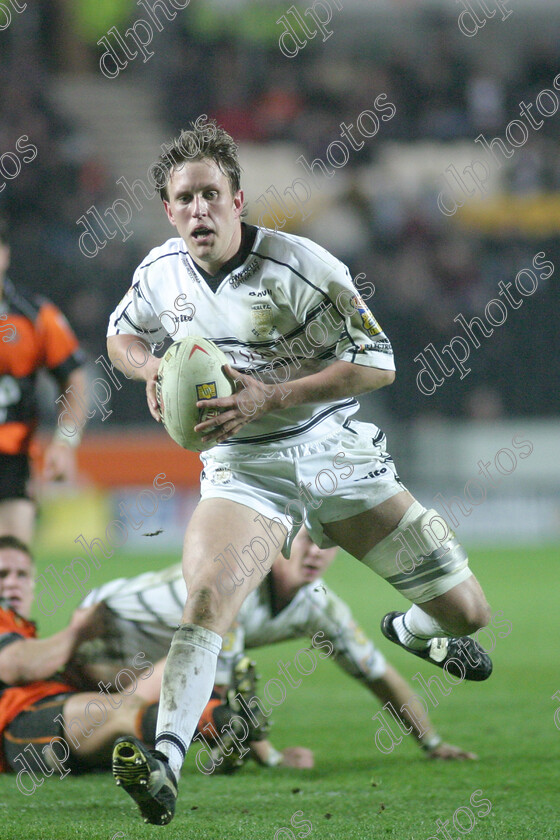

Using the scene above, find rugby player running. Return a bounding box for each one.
[107,119,492,825]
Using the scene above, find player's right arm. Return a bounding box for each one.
[106,266,171,422]
[107,334,162,422]
[0,603,105,685]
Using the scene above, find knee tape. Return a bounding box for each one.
[361,502,471,602]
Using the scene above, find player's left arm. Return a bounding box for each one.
[196,360,394,444]
[38,301,89,481]
[0,603,106,685]
[44,366,89,481]
[366,664,477,760]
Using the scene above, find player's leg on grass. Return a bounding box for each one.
[0,499,36,544]
[59,693,157,767]
[113,498,286,824]
[322,491,492,678]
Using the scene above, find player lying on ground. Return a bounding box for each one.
[0,535,286,784]
[74,528,476,770]
[0,219,88,544]
[0,536,164,784]
[106,119,491,825]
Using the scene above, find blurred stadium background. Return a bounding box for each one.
[2,4,560,839]
[1,0,559,566]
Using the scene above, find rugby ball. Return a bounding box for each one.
[156,337,234,452]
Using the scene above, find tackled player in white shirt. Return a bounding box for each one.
[76,529,476,769]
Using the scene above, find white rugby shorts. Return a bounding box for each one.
[200,418,406,554]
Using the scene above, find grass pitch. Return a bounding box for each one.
[1,544,558,840]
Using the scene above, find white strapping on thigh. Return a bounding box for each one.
[360,501,472,602]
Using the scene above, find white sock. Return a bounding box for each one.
[393,605,448,650]
[155,623,222,778]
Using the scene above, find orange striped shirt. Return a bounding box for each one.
[0,608,74,772]
[0,279,85,455]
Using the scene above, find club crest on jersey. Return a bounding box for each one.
[352,294,382,337]
[251,303,275,337]
[196,381,217,400]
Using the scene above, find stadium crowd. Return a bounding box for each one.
[1,2,558,425]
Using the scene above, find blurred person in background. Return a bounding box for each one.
[0,219,88,543]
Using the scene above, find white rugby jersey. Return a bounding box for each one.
[107,225,395,449]
[78,565,387,686]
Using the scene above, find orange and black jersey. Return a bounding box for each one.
[0,278,85,455]
[0,605,74,771]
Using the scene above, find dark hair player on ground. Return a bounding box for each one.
[106,119,492,826]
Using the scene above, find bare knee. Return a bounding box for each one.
[444,598,491,636]
[427,577,491,636]
[455,603,491,635]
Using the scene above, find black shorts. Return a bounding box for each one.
[3,693,84,775]
[0,454,33,502]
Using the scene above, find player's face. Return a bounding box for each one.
[163,158,244,275]
[0,549,35,617]
[289,529,337,584]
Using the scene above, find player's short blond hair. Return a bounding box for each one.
[151,117,242,202]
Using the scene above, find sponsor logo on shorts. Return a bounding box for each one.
[168,313,195,324]
[196,381,217,400]
[353,466,388,481]
[208,465,232,485]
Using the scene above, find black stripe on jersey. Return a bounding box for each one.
[249,251,360,353]
[206,302,342,374]
[116,614,169,648]
[137,591,170,626]
[207,300,339,355]
[138,249,189,271]
[342,418,359,435]
[271,229,339,271]
[113,303,161,336]
[131,278,151,305]
[217,398,358,446]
